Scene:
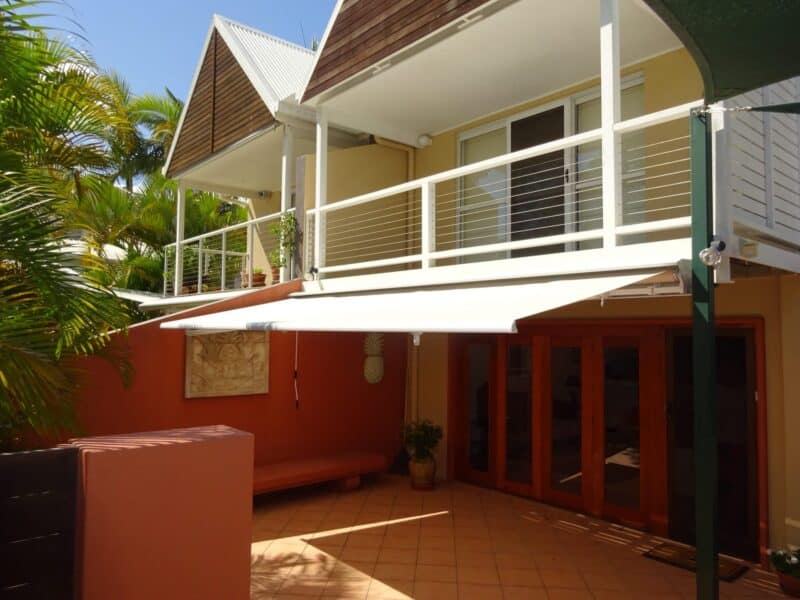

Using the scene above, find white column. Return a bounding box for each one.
[420,182,435,268]
[280,125,295,283]
[314,108,328,273]
[173,182,186,296]
[600,0,621,249]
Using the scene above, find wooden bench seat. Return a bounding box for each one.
[253,451,387,495]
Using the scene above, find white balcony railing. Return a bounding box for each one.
[305,100,702,279]
[164,209,293,296]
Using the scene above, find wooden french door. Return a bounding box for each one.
[540,331,659,525]
[452,320,765,558]
[454,338,497,487]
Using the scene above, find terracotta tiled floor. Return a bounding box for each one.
[251,476,779,599]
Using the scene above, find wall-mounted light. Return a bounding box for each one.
[698,239,726,268]
[417,134,433,148]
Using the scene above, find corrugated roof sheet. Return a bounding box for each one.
[215,15,315,107]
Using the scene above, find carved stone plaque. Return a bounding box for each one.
[185,331,269,398]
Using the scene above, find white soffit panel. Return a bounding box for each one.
[160,270,663,334]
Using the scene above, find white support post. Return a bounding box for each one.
[600,0,621,249]
[280,125,294,283]
[421,182,436,268]
[173,182,186,296]
[197,238,203,293]
[220,231,227,290]
[314,108,328,274]
[246,222,254,288]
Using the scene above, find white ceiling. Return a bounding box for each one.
[180,127,316,196]
[323,0,682,145]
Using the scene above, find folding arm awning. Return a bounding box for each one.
[161,271,668,334]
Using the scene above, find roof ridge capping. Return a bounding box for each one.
[212,14,315,56]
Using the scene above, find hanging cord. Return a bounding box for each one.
[293,331,300,409]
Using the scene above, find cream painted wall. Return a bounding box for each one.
[778,276,800,546]
[413,275,800,546]
[302,144,411,273]
[248,192,281,274]
[415,333,450,479]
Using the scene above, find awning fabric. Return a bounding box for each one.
[643,0,800,103]
[160,271,662,335]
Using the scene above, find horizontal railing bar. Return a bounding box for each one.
[614,216,691,236]
[431,230,603,261]
[613,100,702,134]
[311,129,604,215]
[318,254,423,274]
[165,208,295,247]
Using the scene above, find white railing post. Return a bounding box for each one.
[314,108,328,274]
[197,238,203,294]
[163,250,169,296]
[173,182,185,295]
[600,0,621,249]
[421,182,436,268]
[220,231,227,290]
[246,222,254,288]
[280,124,294,283]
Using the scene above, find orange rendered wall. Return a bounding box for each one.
[75,282,408,467]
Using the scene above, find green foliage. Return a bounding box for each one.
[403,420,443,462]
[268,211,297,268]
[770,549,800,578]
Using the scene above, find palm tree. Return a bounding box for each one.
[131,87,184,153]
[0,1,131,448]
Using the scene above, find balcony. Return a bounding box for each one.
[303,102,700,289]
[163,209,295,297]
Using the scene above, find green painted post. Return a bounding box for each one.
[691,109,718,599]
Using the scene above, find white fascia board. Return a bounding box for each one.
[299,0,345,104]
[299,238,691,296]
[163,18,218,177]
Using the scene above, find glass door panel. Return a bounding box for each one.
[549,345,583,496]
[603,345,641,511]
[466,343,492,474]
[505,344,532,484]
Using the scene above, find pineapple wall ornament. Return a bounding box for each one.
[363,333,384,384]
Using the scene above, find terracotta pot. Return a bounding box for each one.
[780,573,800,597]
[241,272,267,287]
[270,266,280,285]
[408,457,436,490]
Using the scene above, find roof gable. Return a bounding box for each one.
[165,16,315,178]
[302,0,493,102]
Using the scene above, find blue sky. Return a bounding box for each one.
[43,1,336,99]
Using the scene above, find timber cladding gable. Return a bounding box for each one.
[167,29,275,178]
[303,0,494,102]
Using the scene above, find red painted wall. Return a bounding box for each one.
[75,282,408,466]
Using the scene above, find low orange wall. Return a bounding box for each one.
[75,283,407,466]
[71,426,253,600]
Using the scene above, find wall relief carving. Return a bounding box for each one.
[185,331,269,398]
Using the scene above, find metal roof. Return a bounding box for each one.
[163,15,315,177]
[213,15,315,111]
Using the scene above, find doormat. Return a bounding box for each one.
[643,541,748,582]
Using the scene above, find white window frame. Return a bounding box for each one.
[455,74,644,255]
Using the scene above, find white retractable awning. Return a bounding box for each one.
[160,271,668,335]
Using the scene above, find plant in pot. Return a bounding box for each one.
[770,548,800,596]
[242,267,266,287]
[403,420,443,490]
[268,212,297,284]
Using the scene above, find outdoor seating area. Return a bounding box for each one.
[253,452,388,495]
[250,475,779,599]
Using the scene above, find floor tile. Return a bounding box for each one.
[415,564,457,583]
[457,565,500,585]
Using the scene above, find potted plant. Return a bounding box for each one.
[770,548,800,596]
[241,268,266,287]
[268,212,297,284]
[403,420,442,490]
